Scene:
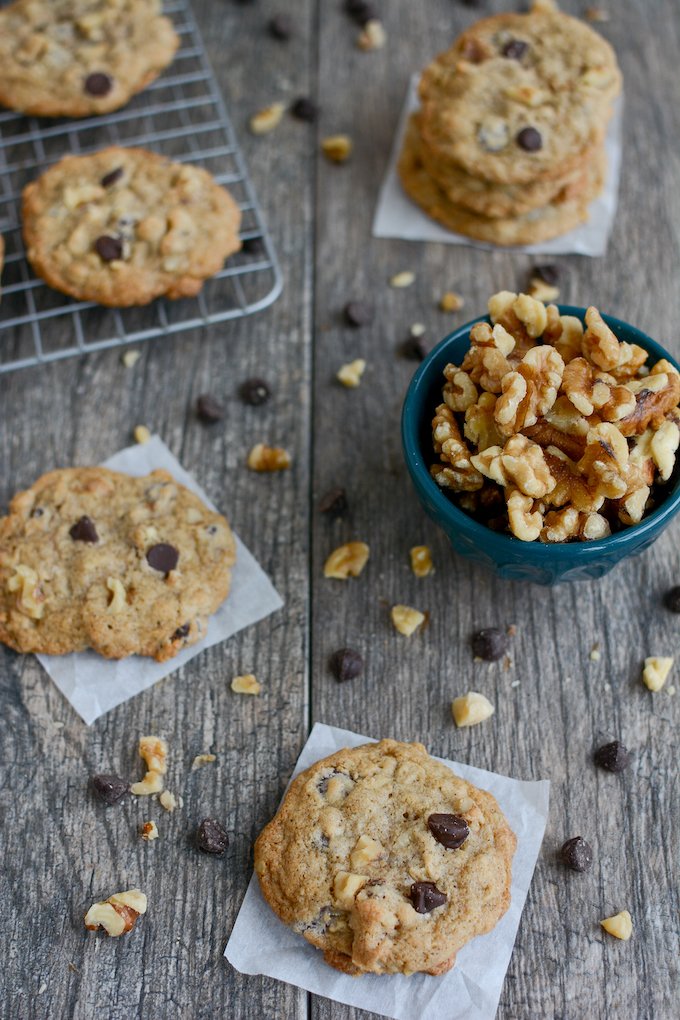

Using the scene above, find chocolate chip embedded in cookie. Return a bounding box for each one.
[254,739,516,976]
[22,148,242,307]
[0,466,236,660]
[0,0,179,118]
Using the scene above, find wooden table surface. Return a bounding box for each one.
[2,1,679,1018]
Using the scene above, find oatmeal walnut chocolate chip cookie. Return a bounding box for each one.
[0,467,236,660]
[254,739,516,976]
[22,147,242,307]
[0,0,179,118]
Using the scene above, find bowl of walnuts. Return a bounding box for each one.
[401,290,680,584]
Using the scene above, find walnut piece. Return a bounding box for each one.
[140,821,159,841]
[133,425,151,444]
[390,270,415,288]
[247,443,291,472]
[131,735,168,797]
[506,489,543,541]
[642,656,673,692]
[391,604,425,636]
[337,359,366,388]
[191,753,217,769]
[84,889,147,937]
[321,135,352,162]
[451,691,495,727]
[324,542,370,579]
[600,910,633,941]
[231,673,261,695]
[350,835,384,869]
[159,790,178,812]
[333,872,368,908]
[439,291,464,312]
[106,577,126,613]
[431,404,483,492]
[494,346,564,435]
[6,564,45,619]
[410,545,434,577]
[249,102,285,135]
[357,19,386,50]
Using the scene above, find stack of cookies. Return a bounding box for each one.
[399,1,622,246]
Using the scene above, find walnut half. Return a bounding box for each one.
[84,889,147,937]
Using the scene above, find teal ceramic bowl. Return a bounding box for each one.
[401,307,680,585]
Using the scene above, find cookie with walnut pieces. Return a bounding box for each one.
[0,467,236,661]
[0,0,179,118]
[254,739,516,976]
[22,147,242,307]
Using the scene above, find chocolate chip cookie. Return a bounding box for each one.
[0,0,179,118]
[254,739,516,976]
[22,147,242,306]
[0,467,236,660]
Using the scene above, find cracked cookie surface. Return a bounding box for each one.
[0,467,236,660]
[254,739,516,976]
[22,147,242,306]
[0,0,179,118]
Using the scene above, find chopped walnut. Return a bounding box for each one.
[439,291,465,313]
[464,393,504,451]
[410,546,434,578]
[191,753,217,769]
[357,19,386,50]
[443,364,478,412]
[231,673,261,695]
[321,135,352,162]
[513,293,548,339]
[247,443,292,472]
[540,507,610,543]
[337,359,366,388]
[451,691,495,727]
[391,604,426,636]
[642,656,673,692]
[390,270,415,288]
[131,735,167,797]
[600,910,633,941]
[84,890,147,937]
[578,422,629,500]
[324,542,370,579]
[159,790,178,812]
[6,564,45,619]
[134,425,151,443]
[140,821,159,841]
[350,835,384,869]
[122,349,141,368]
[495,346,564,435]
[618,370,680,436]
[431,404,483,492]
[528,277,560,304]
[249,102,285,135]
[106,577,127,613]
[506,488,543,541]
[333,872,368,908]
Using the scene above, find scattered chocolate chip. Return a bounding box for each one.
[195,818,229,855]
[409,881,447,914]
[560,836,593,872]
[533,263,560,286]
[239,377,271,406]
[94,235,123,262]
[268,13,292,39]
[427,813,470,850]
[196,393,225,423]
[594,740,631,773]
[319,486,348,516]
[100,167,123,188]
[173,622,190,640]
[516,126,543,151]
[146,543,179,574]
[663,586,680,613]
[84,72,113,97]
[242,235,265,255]
[344,300,374,328]
[329,647,364,682]
[471,627,510,662]
[400,336,429,361]
[345,0,377,25]
[502,38,528,60]
[69,516,99,544]
[91,774,129,806]
[290,97,319,122]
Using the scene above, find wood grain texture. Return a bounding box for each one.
[1,1,679,1019]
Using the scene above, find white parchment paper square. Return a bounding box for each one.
[225,723,550,1020]
[373,75,623,256]
[36,436,283,725]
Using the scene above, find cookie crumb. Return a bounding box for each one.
[642,656,674,692]
[247,443,291,472]
[390,270,415,288]
[391,604,426,636]
[324,542,370,579]
[451,691,495,727]
[140,820,159,841]
[133,425,151,444]
[321,135,353,163]
[439,291,464,313]
[121,349,141,368]
[337,359,366,388]
[410,545,434,577]
[357,19,386,50]
[231,673,261,695]
[250,102,285,135]
[191,753,217,770]
[410,322,426,337]
[600,910,632,940]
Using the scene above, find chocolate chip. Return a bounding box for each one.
[319,486,348,516]
[196,393,225,423]
[84,72,113,97]
[471,627,510,662]
[533,263,560,286]
[290,97,319,122]
[400,336,429,361]
[344,301,374,328]
[663,586,680,613]
[91,774,129,806]
[242,236,265,255]
[69,516,98,543]
[427,813,470,850]
[345,0,376,25]
[329,647,363,682]
[502,38,528,60]
[516,127,543,151]
[594,740,631,773]
[268,14,292,39]
[146,543,179,574]
[195,818,229,855]
[173,622,190,640]
[239,377,271,406]
[94,235,123,262]
[560,836,593,872]
[409,881,447,914]
[100,167,123,188]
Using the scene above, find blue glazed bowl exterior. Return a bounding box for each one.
[401,307,680,585]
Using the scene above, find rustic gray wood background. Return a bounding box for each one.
[1,1,678,1018]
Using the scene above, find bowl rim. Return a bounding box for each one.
[401,304,680,557]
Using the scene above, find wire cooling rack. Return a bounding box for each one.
[0,0,282,374]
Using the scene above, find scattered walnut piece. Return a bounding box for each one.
[391,604,425,636]
[84,890,147,937]
[122,349,141,368]
[357,19,386,50]
[249,102,285,135]
[440,291,464,313]
[642,656,674,692]
[600,910,633,941]
[133,425,151,444]
[410,545,433,577]
[410,323,426,338]
[528,277,560,303]
[247,443,291,472]
[140,821,159,841]
[390,270,415,289]
[590,644,601,662]
[321,134,352,163]
[337,359,366,388]
[191,753,217,770]
[231,673,262,695]
[451,691,495,727]
[131,735,168,796]
[159,790,178,813]
[324,541,370,579]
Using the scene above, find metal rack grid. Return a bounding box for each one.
[0,0,282,374]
